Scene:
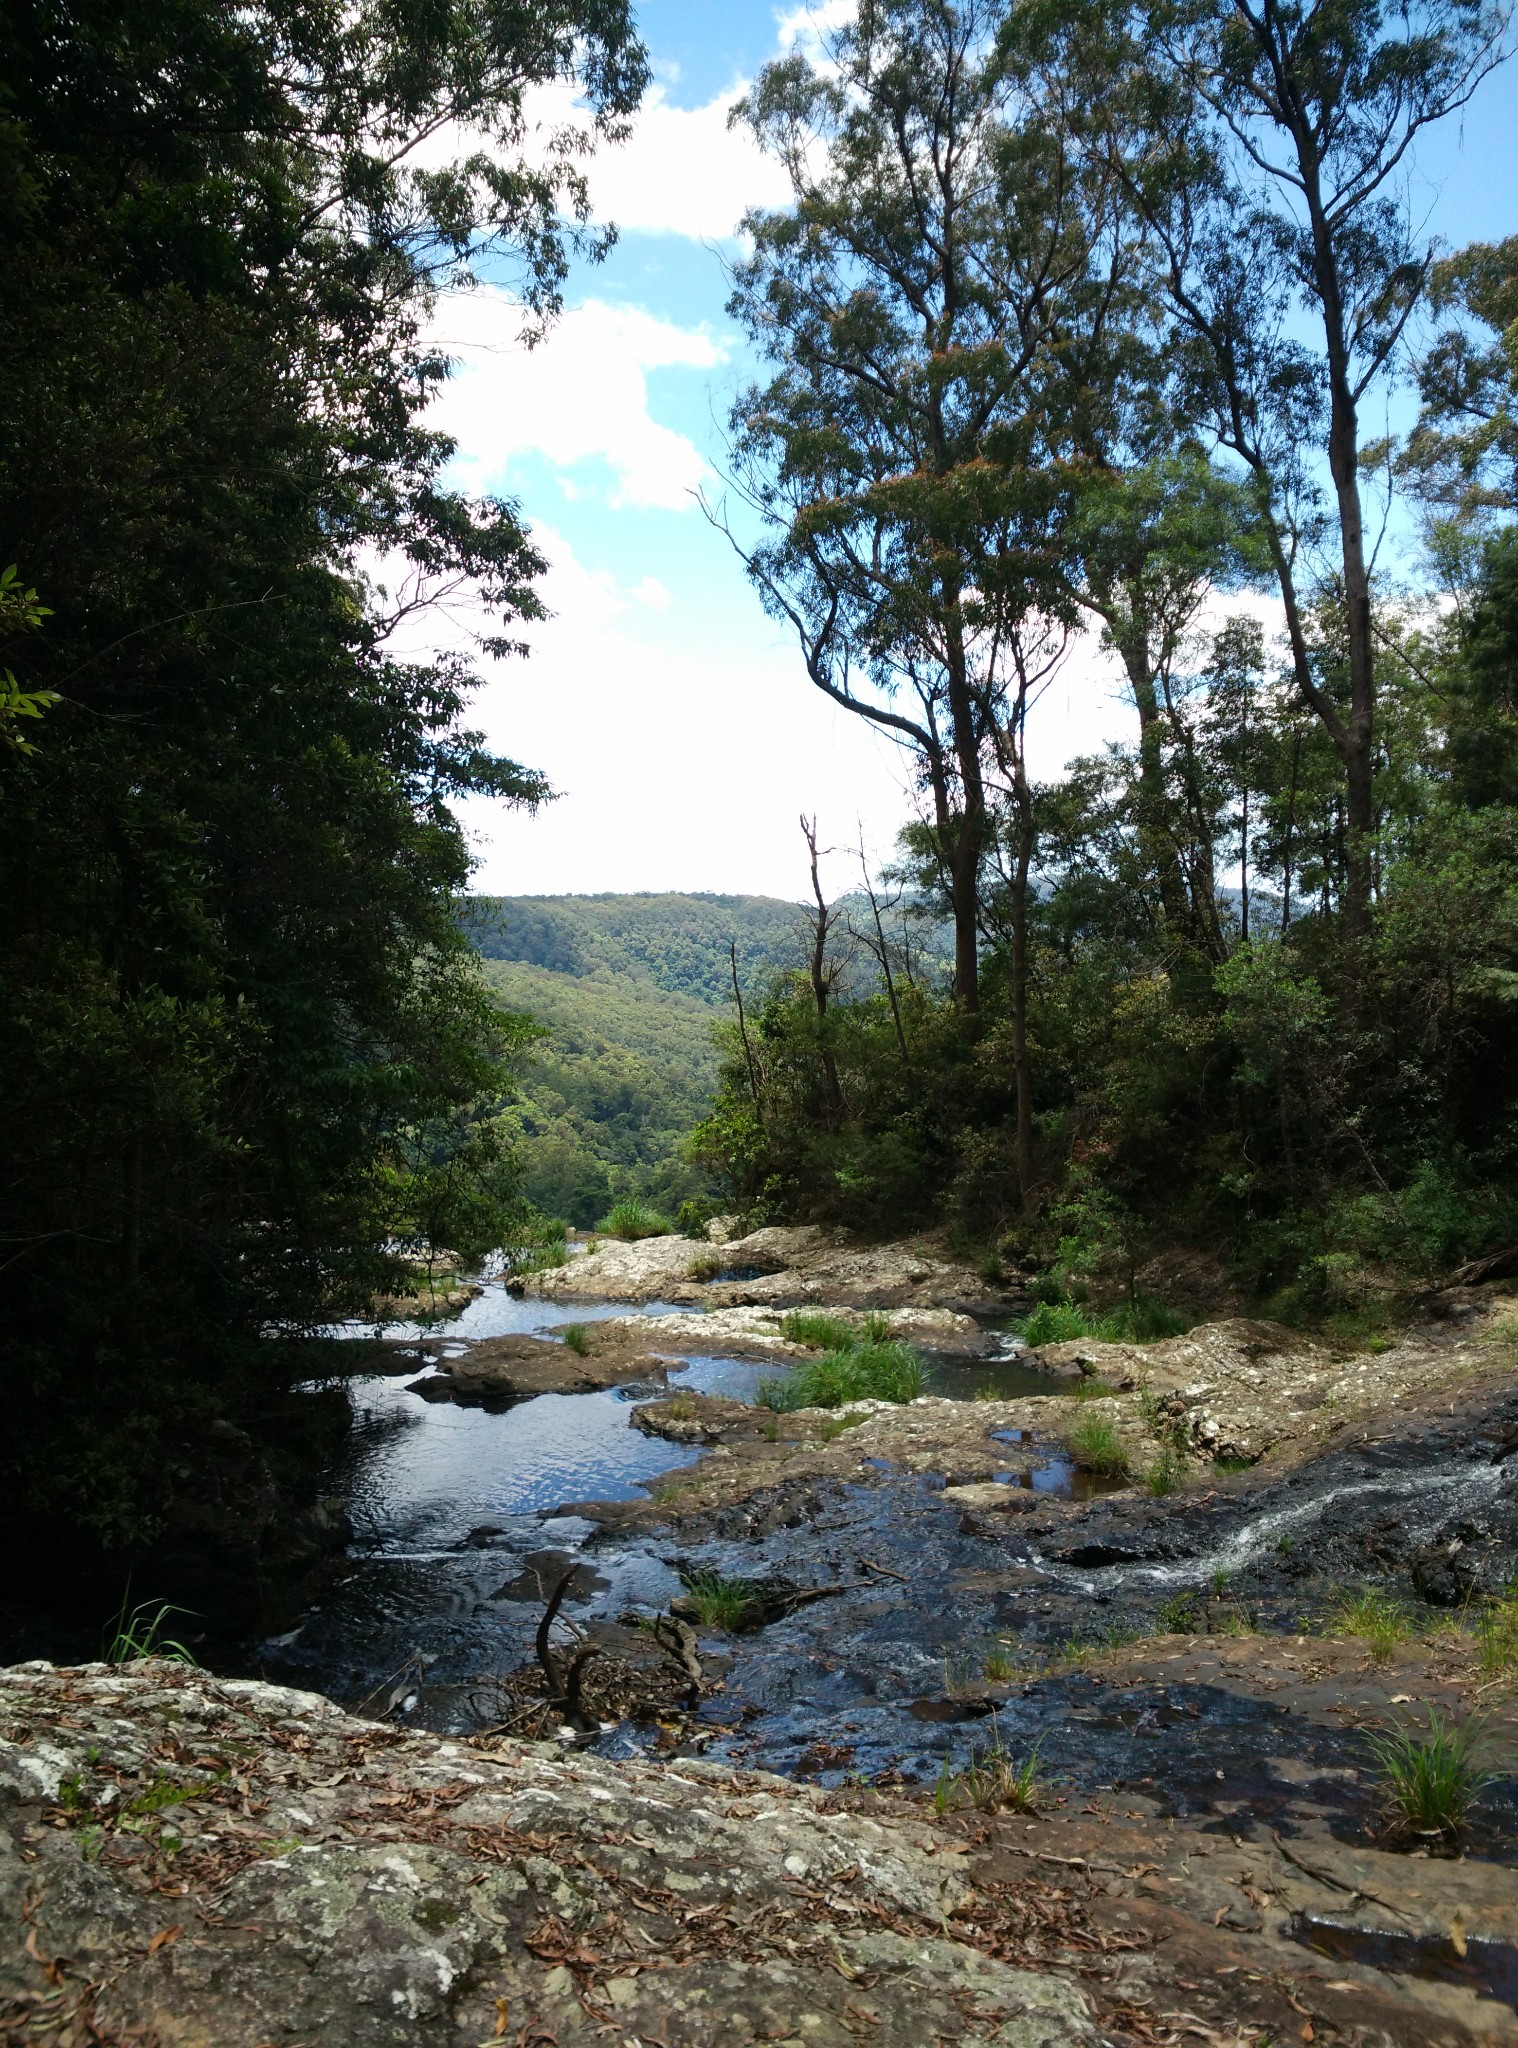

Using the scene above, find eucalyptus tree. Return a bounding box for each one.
[722,0,1129,1019]
[1117,0,1512,939]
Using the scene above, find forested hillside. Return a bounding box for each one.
[466,895,803,1223]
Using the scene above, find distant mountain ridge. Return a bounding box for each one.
[463,892,810,1005]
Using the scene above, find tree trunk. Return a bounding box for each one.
[1009,794,1037,1207]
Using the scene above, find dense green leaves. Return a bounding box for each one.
[0,0,645,1540]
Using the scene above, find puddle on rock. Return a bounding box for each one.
[1290,1915,1518,2011]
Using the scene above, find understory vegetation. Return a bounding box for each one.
[758,1337,925,1412]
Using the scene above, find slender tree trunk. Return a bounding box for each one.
[1116,625,1191,936]
[801,816,845,1121]
[1009,791,1037,1206]
[1281,729,1301,933]
[942,595,983,1015]
[859,846,911,1076]
[729,943,762,1118]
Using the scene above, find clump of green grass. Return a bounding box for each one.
[1155,1592,1201,1634]
[1022,1297,1190,1348]
[680,1569,760,1631]
[596,1200,674,1241]
[662,1393,696,1420]
[1143,1441,1188,1497]
[1366,1711,1492,1837]
[782,1310,858,1350]
[1478,1589,1518,1677]
[935,1726,1043,1816]
[104,1597,197,1667]
[1330,1587,1414,1665]
[559,1323,591,1357]
[758,1340,923,1412]
[688,1252,724,1283]
[982,1646,1019,1682]
[510,1240,569,1276]
[819,1412,866,1442]
[1064,1410,1130,1477]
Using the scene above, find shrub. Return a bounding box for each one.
[1366,1711,1491,1836]
[1064,1411,1130,1476]
[596,1201,674,1241]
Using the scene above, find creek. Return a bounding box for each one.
[255,1274,1518,1861]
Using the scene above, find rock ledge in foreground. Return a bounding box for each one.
[0,1660,1094,2047]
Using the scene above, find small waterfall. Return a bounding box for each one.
[1034,1456,1514,1595]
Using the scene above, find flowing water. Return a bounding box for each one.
[256,1273,1518,1857]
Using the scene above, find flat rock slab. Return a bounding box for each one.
[0,1661,1096,2047]
[528,1226,1016,1314]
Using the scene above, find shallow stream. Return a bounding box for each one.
[256,1274,1518,1858]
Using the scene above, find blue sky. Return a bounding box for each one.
[411,0,1518,904]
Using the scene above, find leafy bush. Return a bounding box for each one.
[595,1200,674,1241]
[757,1340,923,1411]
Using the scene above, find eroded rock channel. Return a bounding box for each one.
[11,1228,1518,2043]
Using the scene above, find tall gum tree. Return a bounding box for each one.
[720,0,1124,1019]
[1119,0,1512,938]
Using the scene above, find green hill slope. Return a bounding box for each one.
[469,894,807,1226]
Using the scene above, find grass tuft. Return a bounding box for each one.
[935,1724,1043,1817]
[1329,1587,1414,1665]
[1476,1588,1518,1676]
[1063,1410,1130,1477]
[596,1200,674,1241]
[1366,1710,1492,1837]
[1143,1441,1188,1496]
[559,1323,591,1357]
[680,1569,760,1632]
[1023,1297,1190,1348]
[758,1340,923,1412]
[104,1597,197,1667]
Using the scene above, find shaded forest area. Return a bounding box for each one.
[689,0,1518,1324]
[0,0,649,1552]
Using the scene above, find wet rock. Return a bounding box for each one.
[412,1332,671,1407]
[0,1661,1096,2047]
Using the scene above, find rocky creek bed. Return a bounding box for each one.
[9,1229,1518,2041]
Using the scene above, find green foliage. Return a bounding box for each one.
[0,0,647,1542]
[1023,1295,1191,1348]
[679,1570,760,1632]
[467,894,806,1003]
[596,1200,674,1241]
[1329,1587,1415,1665]
[935,1729,1043,1818]
[781,1311,860,1350]
[1063,1412,1129,1477]
[1155,1593,1202,1634]
[104,1599,197,1667]
[1143,1442,1188,1497]
[757,1341,923,1412]
[1476,1589,1518,1677]
[1366,1712,1492,1837]
[559,1325,591,1358]
[477,952,724,1226]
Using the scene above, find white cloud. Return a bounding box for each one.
[424,288,723,510]
[775,0,856,60]
[585,83,794,239]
